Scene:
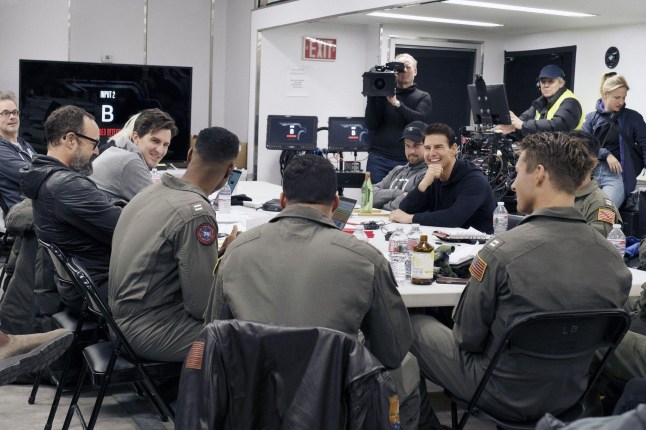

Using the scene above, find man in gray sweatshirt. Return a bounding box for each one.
[373,121,427,211]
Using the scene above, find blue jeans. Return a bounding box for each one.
[593,162,625,208]
[366,153,406,183]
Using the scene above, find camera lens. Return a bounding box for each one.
[373,78,386,90]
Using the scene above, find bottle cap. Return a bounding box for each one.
[613,224,622,228]
[497,202,505,206]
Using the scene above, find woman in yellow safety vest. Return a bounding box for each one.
[498,65,584,136]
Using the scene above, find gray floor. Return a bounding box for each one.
[0,381,495,430]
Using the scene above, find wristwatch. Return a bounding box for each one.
[394,100,401,108]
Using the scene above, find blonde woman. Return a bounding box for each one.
[582,73,646,208]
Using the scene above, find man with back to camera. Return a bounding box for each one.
[109,126,239,363]
[19,105,122,312]
[410,132,631,422]
[204,154,430,429]
[373,121,428,211]
[389,123,495,234]
[498,65,584,136]
[365,53,433,183]
[570,130,622,237]
[0,91,35,215]
[91,108,178,202]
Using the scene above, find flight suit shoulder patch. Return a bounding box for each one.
[603,198,614,207]
[597,208,616,225]
[185,341,205,370]
[469,254,488,282]
[196,223,217,245]
[485,237,504,252]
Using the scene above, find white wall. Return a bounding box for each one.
[1,0,252,143]
[256,22,375,183]
[505,23,646,116]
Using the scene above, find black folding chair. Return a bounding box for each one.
[33,240,102,430]
[38,240,180,430]
[447,308,631,430]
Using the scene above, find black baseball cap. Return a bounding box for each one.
[399,121,426,144]
[538,65,565,80]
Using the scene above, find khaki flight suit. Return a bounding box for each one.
[575,179,622,237]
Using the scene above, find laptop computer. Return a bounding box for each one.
[332,196,357,229]
[228,169,242,194]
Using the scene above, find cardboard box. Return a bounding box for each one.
[235,141,248,169]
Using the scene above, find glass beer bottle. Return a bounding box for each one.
[411,234,434,285]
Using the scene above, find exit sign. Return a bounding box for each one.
[303,37,337,61]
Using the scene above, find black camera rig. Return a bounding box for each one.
[459,126,518,202]
[362,61,405,97]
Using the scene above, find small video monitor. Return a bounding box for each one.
[467,84,512,126]
[327,117,370,152]
[266,115,318,150]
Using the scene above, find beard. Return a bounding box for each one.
[70,149,96,176]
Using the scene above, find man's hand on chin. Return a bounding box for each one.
[389,209,414,224]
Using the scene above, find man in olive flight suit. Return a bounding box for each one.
[109,127,239,362]
[411,132,631,422]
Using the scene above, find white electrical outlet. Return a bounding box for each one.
[101,53,113,63]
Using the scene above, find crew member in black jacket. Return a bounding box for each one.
[365,53,432,183]
[389,123,495,234]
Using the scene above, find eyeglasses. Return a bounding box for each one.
[69,131,101,150]
[0,110,19,118]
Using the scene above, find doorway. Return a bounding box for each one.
[394,43,478,136]
[504,46,577,115]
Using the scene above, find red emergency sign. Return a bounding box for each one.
[303,37,337,61]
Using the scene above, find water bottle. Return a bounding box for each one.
[360,172,373,214]
[607,224,626,257]
[150,167,161,185]
[493,201,508,235]
[217,183,232,214]
[405,224,422,280]
[353,225,369,242]
[388,227,408,284]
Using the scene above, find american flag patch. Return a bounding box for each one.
[597,208,616,225]
[469,255,488,282]
[185,341,205,370]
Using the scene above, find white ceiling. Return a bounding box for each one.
[328,0,646,36]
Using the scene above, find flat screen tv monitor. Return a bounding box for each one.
[327,117,370,152]
[266,115,317,150]
[19,59,193,161]
[467,83,511,126]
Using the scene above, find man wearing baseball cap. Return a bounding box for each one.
[373,121,428,210]
[498,64,584,135]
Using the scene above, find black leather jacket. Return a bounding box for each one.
[19,155,121,302]
[176,320,398,430]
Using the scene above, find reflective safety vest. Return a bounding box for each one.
[535,89,584,130]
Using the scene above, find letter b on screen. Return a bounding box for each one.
[102,105,114,122]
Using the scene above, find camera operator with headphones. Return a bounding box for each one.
[365,53,433,183]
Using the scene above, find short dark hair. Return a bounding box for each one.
[282,155,337,205]
[423,123,455,146]
[518,132,596,194]
[194,126,239,164]
[133,108,178,138]
[45,105,95,147]
[568,130,601,159]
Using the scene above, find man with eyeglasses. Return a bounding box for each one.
[20,106,121,312]
[0,91,35,215]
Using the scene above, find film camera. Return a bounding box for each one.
[362,61,405,97]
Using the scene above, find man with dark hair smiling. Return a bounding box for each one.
[411,132,630,423]
[390,123,495,233]
[109,126,239,363]
[20,105,121,310]
[205,154,424,429]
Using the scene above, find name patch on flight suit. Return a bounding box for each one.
[597,208,616,225]
[185,341,205,370]
[196,223,216,245]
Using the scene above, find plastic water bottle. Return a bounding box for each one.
[607,224,626,257]
[353,225,369,242]
[405,224,422,280]
[150,167,161,184]
[389,227,408,284]
[493,201,508,235]
[217,183,232,214]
